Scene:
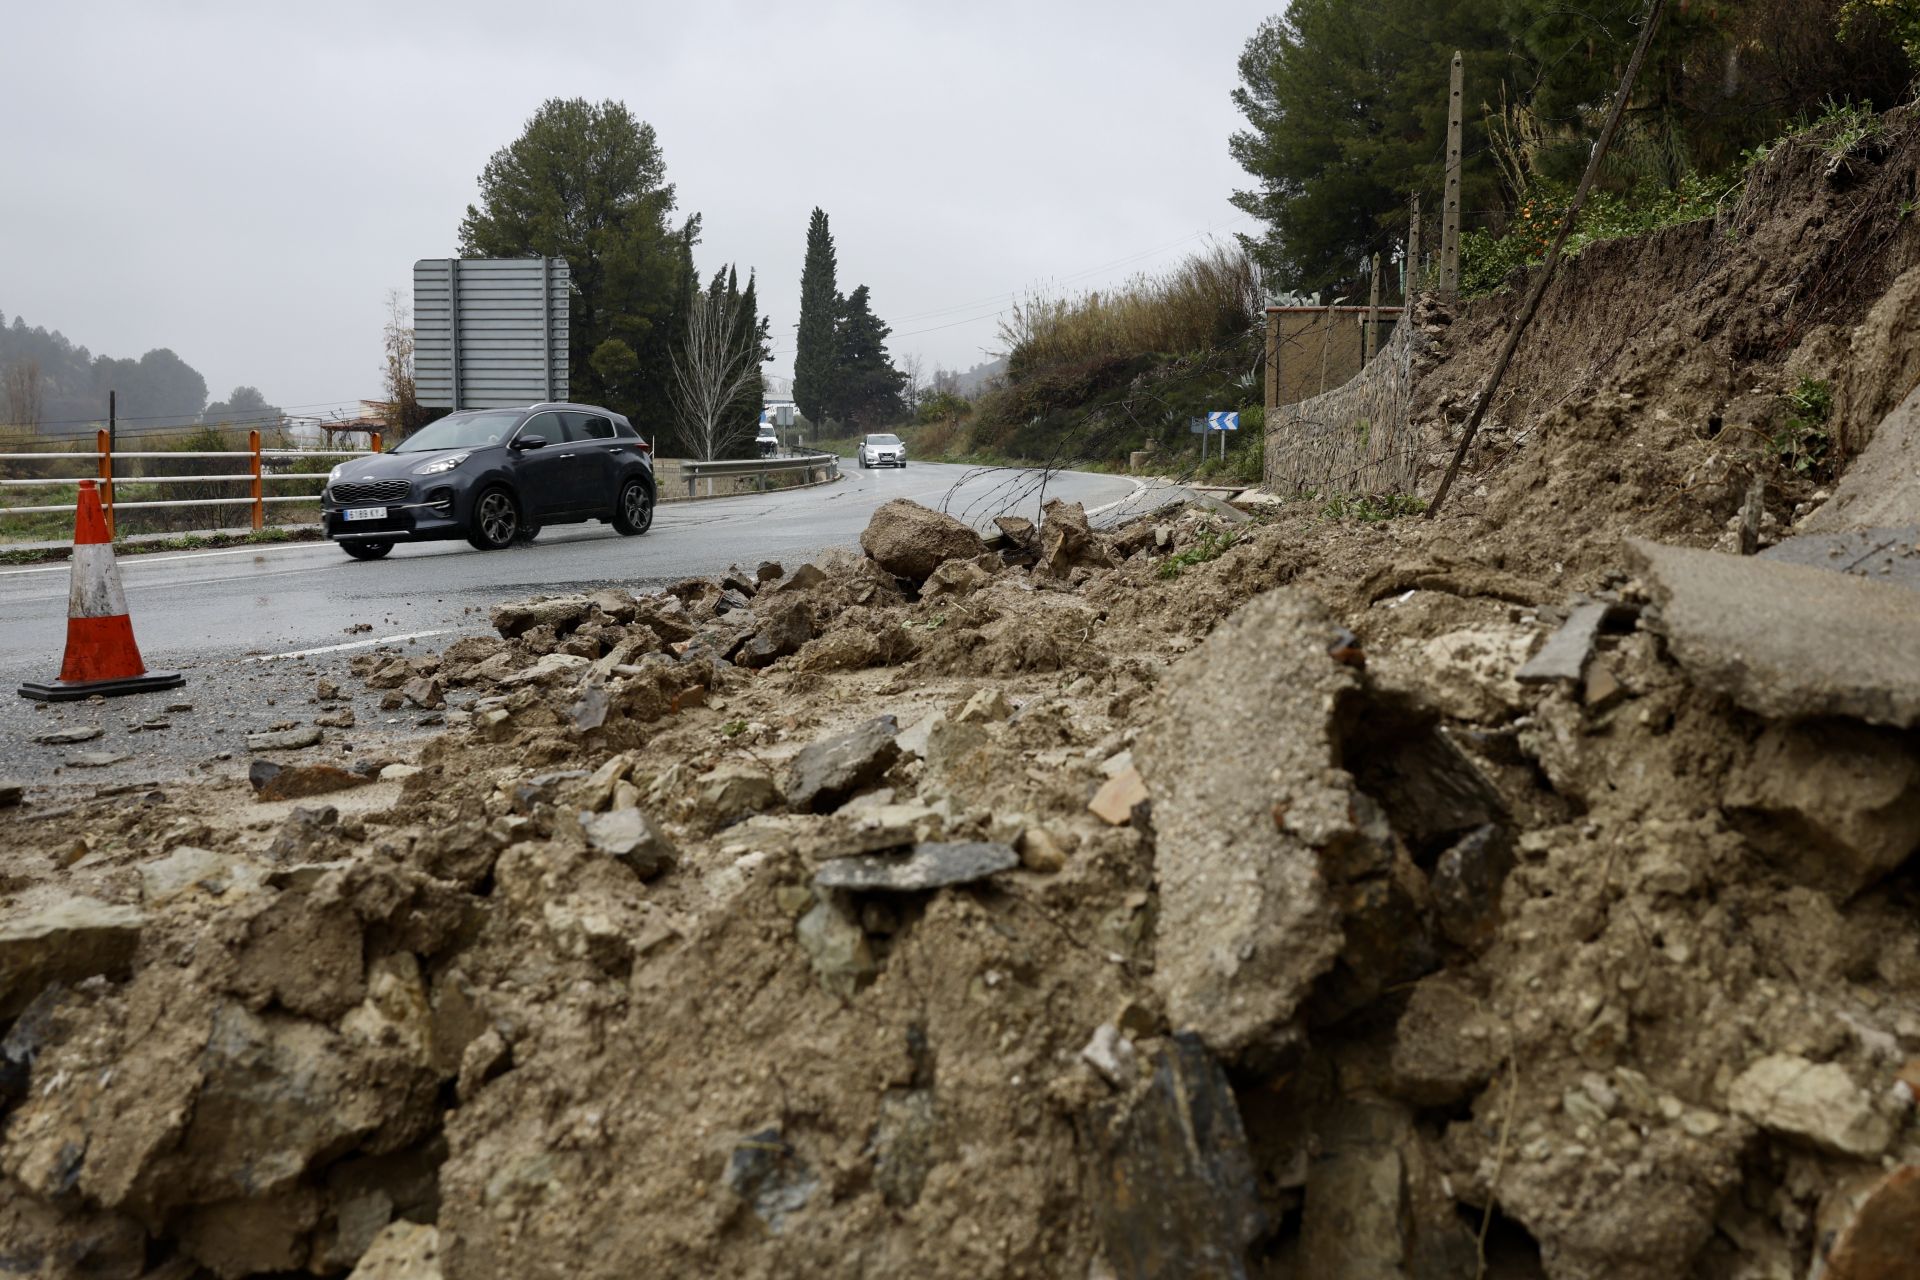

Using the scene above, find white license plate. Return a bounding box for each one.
[344,506,388,522]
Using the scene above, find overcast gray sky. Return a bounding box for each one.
[4,0,1262,415]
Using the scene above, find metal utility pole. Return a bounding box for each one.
[1440,52,1464,299]
[1427,0,1670,520]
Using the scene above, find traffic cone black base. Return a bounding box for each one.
[18,670,185,703]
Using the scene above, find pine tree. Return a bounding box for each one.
[828,285,905,431]
[459,98,696,435]
[793,208,840,428]
[1228,1,1913,298]
[1229,1,1507,297]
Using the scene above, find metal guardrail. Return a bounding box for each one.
[677,449,841,499]
[0,428,382,537]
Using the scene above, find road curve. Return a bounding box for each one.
[0,461,1171,792]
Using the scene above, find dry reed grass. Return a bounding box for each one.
[999,242,1263,380]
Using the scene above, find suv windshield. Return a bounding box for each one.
[393,411,524,453]
[866,434,901,446]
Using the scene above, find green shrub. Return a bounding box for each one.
[1319,492,1427,522]
[1771,377,1835,476]
[1156,529,1240,579]
[1462,172,1723,297]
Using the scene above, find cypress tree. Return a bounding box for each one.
[793,208,840,428]
[718,267,772,455]
[829,284,905,431]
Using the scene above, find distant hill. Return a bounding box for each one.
[1,308,209,438]
[941,356,1006,399]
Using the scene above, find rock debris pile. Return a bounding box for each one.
[4,482,1917,1279]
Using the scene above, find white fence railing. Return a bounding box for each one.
[0,428,382,535]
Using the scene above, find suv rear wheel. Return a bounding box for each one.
[613,479,653,535]
[468,487,520,551]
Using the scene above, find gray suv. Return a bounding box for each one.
[321,402,657,559]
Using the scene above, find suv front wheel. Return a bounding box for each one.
[467,487,521,551]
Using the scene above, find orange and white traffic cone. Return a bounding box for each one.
[17,480,184,702]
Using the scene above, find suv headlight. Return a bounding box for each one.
[411,452,470,476]
[328,464,345,483]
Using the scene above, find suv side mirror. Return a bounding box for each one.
[511,435,547,451]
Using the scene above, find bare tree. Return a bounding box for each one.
[377,290,428,438]
[671,286,760,461]
[3,359,42,431]
[899,352,925,421]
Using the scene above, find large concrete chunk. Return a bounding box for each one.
[858,499,987,583]
[1762,525,1920,595]
[1135,589,1355,1053]
[1807,380,1920,533]
[0,894,145,1019]
[1628,538,1920,727]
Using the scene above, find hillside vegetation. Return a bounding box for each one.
[904,1,1917,479]
[907,244,1269,481]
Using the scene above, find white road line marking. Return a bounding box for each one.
[1087,477,1153,518]
[248,629,450,662]
[0,540,332,577]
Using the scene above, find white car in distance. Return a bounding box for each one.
[858,433,906,468]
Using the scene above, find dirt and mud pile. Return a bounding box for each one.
[5,112,1920,1280]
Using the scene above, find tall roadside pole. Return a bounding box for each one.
[1407,194,1423,298]
[1440,51,1464,299]
[1364,254,1382,364]
[105,390,116,529]
[1264,308,1279,417]
[1427,0,1670,519]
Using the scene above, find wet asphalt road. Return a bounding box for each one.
[0,461,1168,800]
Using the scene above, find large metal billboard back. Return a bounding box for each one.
[413,258,569,409]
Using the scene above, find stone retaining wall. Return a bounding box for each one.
[1263,308,1430,497]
